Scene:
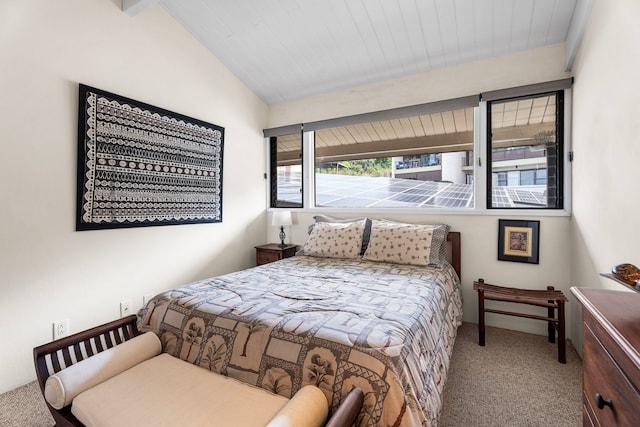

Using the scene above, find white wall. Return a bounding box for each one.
[569,0,640,353]
[268,44,570,127]
[0,0,268,393]
[265,44,575,343]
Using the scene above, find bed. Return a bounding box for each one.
[138,219,462,426]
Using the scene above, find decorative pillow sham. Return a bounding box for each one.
[363,220,450,266]
[300,220,365,259]
[376,219,450,266]
[308,215,372,255]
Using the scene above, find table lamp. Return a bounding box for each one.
[271,210,293,246]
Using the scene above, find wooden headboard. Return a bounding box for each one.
[446,231,461,279]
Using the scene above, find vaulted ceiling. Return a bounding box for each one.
[122,1,588,163]
[123,0,590,105]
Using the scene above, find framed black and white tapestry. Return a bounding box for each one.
[76,84,224,230]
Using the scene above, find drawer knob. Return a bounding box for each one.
[595,393,613,410]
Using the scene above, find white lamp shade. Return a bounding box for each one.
[271,210,293,226]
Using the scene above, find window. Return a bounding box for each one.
[269,132,302,208]
[312,106,476,209]
[264,79,571,214]
[487,91,564,209]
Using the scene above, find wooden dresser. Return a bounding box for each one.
[571,287,640,426]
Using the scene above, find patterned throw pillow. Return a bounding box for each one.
[426,223,450,266]
[363,220,450,266]
[300,220,365,259]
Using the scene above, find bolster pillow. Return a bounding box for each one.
[44,331,161,409]
[265,385,329,427]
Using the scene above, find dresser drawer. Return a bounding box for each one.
[583,323,640,426]
[582,400,595,427]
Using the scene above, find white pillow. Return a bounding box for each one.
[363,220,446,266]
[44,331,161,409]
[300,220,365,259]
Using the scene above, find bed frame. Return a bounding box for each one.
[33,315,363,427]
[446,231,461,279]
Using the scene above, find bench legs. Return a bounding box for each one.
[478,287,486,347]
[548,285,567,364]
[474,280,567,363]
[557,299,566,364]
[547,286,556,344]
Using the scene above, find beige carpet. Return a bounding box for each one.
[441,323,582,427]
[0,323,581,426]
[0,381,52,427]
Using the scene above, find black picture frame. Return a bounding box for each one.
[76,84,224,231]
[497,219,540,264]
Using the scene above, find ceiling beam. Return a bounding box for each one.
[491,123,556,144]
[122,0,160,16]
[565,0,594,71]
[315,132,473,160]
[315,144,473,163]
[276,142,473,166]
[275,123,556,165]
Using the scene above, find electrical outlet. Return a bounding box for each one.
[120,300,132,317]
[53,319,69,340]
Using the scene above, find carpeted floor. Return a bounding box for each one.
[0,381,52,427]
[0,323,581,426]
[440,323,582,427]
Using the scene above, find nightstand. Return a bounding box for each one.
[255,244,297,265]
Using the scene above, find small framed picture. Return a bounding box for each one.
[498,219,540,264]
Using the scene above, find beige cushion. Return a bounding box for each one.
[266,385,328,427]
[44,332,161,410]
[71,353,292,427]
[300,220,365,259]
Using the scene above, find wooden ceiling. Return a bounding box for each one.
[315,108,475,161]
[274,94,556,164]
[124,0,585,105]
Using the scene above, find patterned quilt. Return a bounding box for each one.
[137,255,462,426]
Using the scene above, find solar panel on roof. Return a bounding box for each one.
[508,189,546,206]
[389,194,430,203]
[279,173,544,209]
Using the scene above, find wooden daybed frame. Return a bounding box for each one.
[34,315,364,427]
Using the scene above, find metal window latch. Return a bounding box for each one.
[569,151,574,162]
[478,157,482,167]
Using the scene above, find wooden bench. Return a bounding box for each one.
[473,278,568,363]
[34,315,364,427]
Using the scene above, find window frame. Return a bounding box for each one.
[268,131,304,209]
[266,85,572,217]
[486,90,565,210]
